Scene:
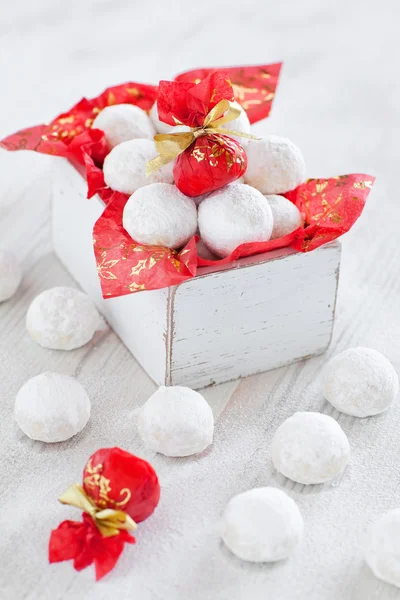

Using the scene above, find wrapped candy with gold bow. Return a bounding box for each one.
[147,72,255,196]
[49,447,160,580]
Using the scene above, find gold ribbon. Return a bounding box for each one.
[58,484,137,538]
[146,98,259,176]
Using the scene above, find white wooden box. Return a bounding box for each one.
[52,159,341,389]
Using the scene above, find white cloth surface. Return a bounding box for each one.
[1,1,400,598]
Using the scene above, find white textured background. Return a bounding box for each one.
[1,1,400,598]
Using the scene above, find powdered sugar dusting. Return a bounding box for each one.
[198,183,273,257]
[26,286,101,350]
[323,347,399,417]
[221,487,304,562]
[137,385,214,457]
[123,183,197,249]
[103,138,174,195]
[245,135,305,195]
[92,103,155,148]
[14,371,91,443]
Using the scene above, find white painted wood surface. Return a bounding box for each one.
[53,159,340,389]
[1,2,400,599]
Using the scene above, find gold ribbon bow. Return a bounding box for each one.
[58,484,137,538]
[146,98,259,176]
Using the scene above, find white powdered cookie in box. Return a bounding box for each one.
[123,183,197,249]
[245,135,305,194]
[92,103,155,148]
[265,194,303,239]
[198,183,273,257]
[103,139,174,195]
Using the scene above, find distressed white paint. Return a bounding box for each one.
[52,158,340,389]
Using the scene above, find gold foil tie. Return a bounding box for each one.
[58,483,137,538]
[146,99,259,176]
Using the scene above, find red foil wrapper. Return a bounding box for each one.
[156,72,248,196]
[82,447,160,522]
[173,134,247,197]
[49,447,160,580]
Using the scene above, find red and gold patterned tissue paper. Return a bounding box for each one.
[0,82,158,156]
[49,447,160,580]
[175,62,282,124]
[92,173,374,298]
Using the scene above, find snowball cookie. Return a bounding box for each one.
[123,183,197,249]
[221,487,304,562]
[14,372,91,442]
[198,183,273,258]
[150,101,191,135]
[137,385,214,457]
[265,195,303,239]
[271,412,350,484]
[26,286,100,350]
[103,139,174,195]
[323,347,399,417]
[0,250,22,301]
[364,509,400,588]
[219,100,251,146]
[92,104,155,148]
[245,135,306,195]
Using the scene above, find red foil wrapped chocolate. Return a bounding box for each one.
[82,447,160,522]
[49,447,160,580]
[173,133,247,196]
